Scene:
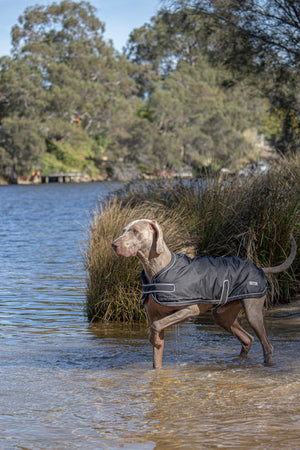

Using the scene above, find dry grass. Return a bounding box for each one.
[84,199,193,322]
[85,156,299,322]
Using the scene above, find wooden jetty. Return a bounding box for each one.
[41,172,86,183]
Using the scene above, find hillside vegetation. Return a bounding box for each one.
[0,1,299,182]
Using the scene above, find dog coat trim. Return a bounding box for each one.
[141,252,267,307]
[219,279,230,305]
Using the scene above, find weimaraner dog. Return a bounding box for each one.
[112,219,297,369]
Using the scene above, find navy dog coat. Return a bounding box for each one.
[141,252,267,307]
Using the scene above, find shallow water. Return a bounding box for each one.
[0,183,299,449]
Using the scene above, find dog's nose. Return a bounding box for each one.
[111,242,118,250]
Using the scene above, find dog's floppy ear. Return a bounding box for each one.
[150,220,165,254]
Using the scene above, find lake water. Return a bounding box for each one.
[0,183,299,449]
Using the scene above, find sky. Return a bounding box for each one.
[0,0,162,57]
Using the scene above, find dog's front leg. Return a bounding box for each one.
[149,316,165,369]
[144,296,166,369]
[150,329,165,369]
[151,304,201,335]
[149,305,201,369]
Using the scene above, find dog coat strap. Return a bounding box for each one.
[142,283,175,294]
[219,279,230,306]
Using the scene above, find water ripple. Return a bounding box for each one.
[0,183,299,449]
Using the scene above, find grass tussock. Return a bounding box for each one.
[85,157,299,322]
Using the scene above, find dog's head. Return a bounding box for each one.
[111,219,165,257]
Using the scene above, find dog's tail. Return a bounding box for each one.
[263,235,297,274]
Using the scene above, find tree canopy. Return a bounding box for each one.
[0,0,298,182]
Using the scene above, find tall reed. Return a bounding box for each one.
[85,157,299,322]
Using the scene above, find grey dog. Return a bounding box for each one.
[112,219,297,368]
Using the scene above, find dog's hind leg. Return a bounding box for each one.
[242,296,273,365]
[212,300,254,357]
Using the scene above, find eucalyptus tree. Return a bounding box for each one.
[10,0,137,133]
[126,7,269,172]
[166,0,300,67]
[0,1,138,176]
[164,0,300,154]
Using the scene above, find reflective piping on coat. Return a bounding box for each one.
[219,279,230,305]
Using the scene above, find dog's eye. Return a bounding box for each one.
[132,228,138,234]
